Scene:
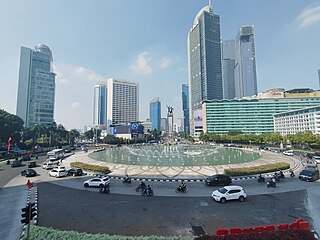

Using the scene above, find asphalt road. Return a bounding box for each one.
[38,182,312,237]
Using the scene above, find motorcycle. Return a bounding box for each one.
[135,182,146,192]
[142,187,153,196]
[176,185,187,193]
[123,177,131,184]
[273,173,280,182]
[99,185,110,194]
[267,180,276,188]
[278,170,285,179]
[257,175,265,183]
[290,170,295,177]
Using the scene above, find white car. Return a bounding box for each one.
[48,169,67,178]
[283,151,294,156]
[42,162,57,170]
[212,185,247,203]
[53,166,66,171]
[83,177,110,188]
[312,156,320,164]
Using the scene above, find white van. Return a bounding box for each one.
[42,162,57,170]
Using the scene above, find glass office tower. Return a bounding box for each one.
[93,84,107,127]
[234,25,257,98]
[187,3,223,135]
[149,97,161,131]
[182,84,190,134]
[222,40,236,99]
[16,44,56,127]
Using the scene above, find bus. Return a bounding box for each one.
[47,149,64,160]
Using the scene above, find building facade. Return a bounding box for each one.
[160,118,168,132]
[93,84,107,127]
[274,105,320,135]
[221,40,236,99]
[149,97,161,131]
[16,44,56,126]
[182,84,190,134]
[234,25,257,98]
[106,78,139,126]
[187,3,223,136]
[203,98,320,134]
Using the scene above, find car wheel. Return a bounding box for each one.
[220,198,226,204]
[73,173,76,177]
[239,196,245,202]
[99,184,104,188]
[84,183,89,187]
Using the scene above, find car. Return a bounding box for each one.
[299,169,319,182]
[21,168,37,177]
[64,148,71,153]
[205,174,232,186]
[312,156,320,164]
[53,166,66,171]
[83,177,110,188]
[283,151,294,156]
[28,161,37,168]
[48,169,67,178]
[305,164,317,170]
[42,162,57,170]
[11,159,23,167]
[67,168,83,176]
[212,185,247,203]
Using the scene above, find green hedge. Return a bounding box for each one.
[224,162,290,176]
[29,225,192,240]
[70,162,110,173]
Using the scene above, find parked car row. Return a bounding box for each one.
[20,166,83,179]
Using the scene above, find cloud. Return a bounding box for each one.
[159,57,172,69]
[53,63,105,84]
[296,3,320,30]
[71,101,81,108]
[131,51,152,75]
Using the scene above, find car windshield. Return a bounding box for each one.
[218,187,228,194]
[300,170,312,176]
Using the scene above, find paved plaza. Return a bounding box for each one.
[62,147,302,179]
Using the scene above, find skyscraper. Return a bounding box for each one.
[106,78,139,125]
[234,25,257,98]
[93,84,107,127]
[182,84,190,134]
[221,40,236,99]
[149,97,161,131]
[187,3,223,136]
[16,44,56,127]
[318,69,320,89]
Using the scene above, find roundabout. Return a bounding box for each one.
[63,145,301,179]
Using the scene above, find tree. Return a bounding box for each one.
[0,109,24,148]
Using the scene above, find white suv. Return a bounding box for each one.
[49,169,67,178]
[42,162,57,170]
[212,185,247,203]
[83,177,110,188]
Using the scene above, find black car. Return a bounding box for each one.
[28,161,37,168]
[67,168,83,176]
[205,174,232,186]
[21,169,37,177]
[299,169,319,182]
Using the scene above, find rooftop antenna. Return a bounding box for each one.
[209,0,212,7]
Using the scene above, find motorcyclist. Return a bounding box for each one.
[279,170,284,178]
[124,174,130,182]
[178,181,187,191]
[139,181,146,189]
[147,185,152,195]
[289,169,295,177]
[103,182,110,192]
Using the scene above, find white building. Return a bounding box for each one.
[16,44,56,126]
[106,78,139,126]
[274,105,320,135]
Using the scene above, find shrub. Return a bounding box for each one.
[225,162,290,176]
[29,225,192,240]
[70,162,110,173]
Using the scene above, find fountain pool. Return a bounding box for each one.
[89,144,260,167]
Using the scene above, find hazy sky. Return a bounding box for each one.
[1,0,320,130]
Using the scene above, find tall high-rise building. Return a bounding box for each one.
[106,78,139,125]
[93,84,107,127]
[234,25,257,98]
[16,44,56,127]
[182,84,190,134]
[318,69,320,89]
[160,118,168,132]
[222,40,236,99]
[187,3,223,136]
[149,97,161,131]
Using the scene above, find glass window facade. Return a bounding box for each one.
[150,98,161,131]
[182,84,190,134]
[16,45,55,126]
[203,98,320,134]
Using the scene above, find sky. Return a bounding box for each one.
[1,0,320,130]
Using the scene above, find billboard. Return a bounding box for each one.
[194,110,203,128]
[131,122,144,137]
